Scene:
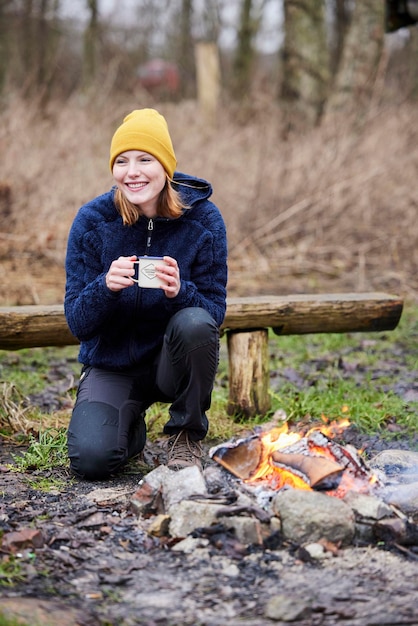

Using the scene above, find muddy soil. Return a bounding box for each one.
[1,436,418,626]
[1,308,418,625]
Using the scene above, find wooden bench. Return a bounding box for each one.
[0,292,404,417]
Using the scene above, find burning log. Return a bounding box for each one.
[271,450,343,490]
[210,423,380,497]
[209,434,264,481]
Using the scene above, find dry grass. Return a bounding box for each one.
[0,381,71,439]
[0,382,33,438]
[0,93,417,305]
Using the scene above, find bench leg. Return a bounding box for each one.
[226,328,270,418]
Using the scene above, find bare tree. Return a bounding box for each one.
[0,0,12,93]
[329,0,352,77]
[403,22,418,99]
[16,0,61,99]
[201,0,222,39]
[325,0,385,116]
[21,0,35,82]
[280,0,330,131]
[231,0,256,99]
[37,0,49,85]
[178,0,195,97]
[83,0,99,90]
[231,0,272,100]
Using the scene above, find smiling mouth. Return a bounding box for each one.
[126,182,147,190]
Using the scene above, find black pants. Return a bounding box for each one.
[67,307,219,480]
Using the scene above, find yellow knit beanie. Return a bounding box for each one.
[109,108,177,177]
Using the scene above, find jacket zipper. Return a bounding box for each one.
[145,218,154,255]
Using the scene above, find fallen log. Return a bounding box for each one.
[0,292,403,351]
[0,305,75,350]
[224,292,403,335]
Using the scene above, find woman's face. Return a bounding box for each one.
[112,150,166,217]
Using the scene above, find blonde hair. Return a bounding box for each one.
[114,177,185,226]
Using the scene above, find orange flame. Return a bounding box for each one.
[247,424,310,488]
[243,418,377,497]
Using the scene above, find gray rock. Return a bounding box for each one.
[379,481,418,515]
[272,488,355,545]
[304,542,333,559]
[369,449,418,482]
[141,464,173,490]
[171,536,210,553]
[169,500,219,538]
[343,491,392,520]
[218,514,263,545]
[162,465,208,510]
[265,594,311,621]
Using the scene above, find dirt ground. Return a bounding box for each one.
[1,315,418,626]
[1,437,418,626]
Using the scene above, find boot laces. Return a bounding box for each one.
[167,430,203,469]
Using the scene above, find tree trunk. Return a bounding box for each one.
[21,0,35,85]
[231,0,256,100]
[36,0,48,86]
[325,0,385,117]
[178,0,195,98]
[329,0,351,77]
[280,0,330,131]
[407,24,418,99]
[83,0,99,90]
[17,0,61,100]
[0,0,9,93]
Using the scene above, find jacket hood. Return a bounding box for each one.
[172,171,212,207]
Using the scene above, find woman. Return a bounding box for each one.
[64,108,228,480]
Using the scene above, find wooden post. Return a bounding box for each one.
[195,41,221,125]
[227,329,270,418]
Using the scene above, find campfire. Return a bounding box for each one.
[125,416,418,557]
[209,420,380,498]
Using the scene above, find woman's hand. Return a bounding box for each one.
[157,256,180,298]
[105,255,137,292]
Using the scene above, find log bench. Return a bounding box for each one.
[0,292,404,417]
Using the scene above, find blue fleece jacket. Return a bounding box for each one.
[64,172,228,370]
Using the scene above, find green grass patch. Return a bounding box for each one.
[269,380,417,435]
[0,556,27,588]
[11,428,69,473]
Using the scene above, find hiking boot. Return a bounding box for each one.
[166,430,203,471]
